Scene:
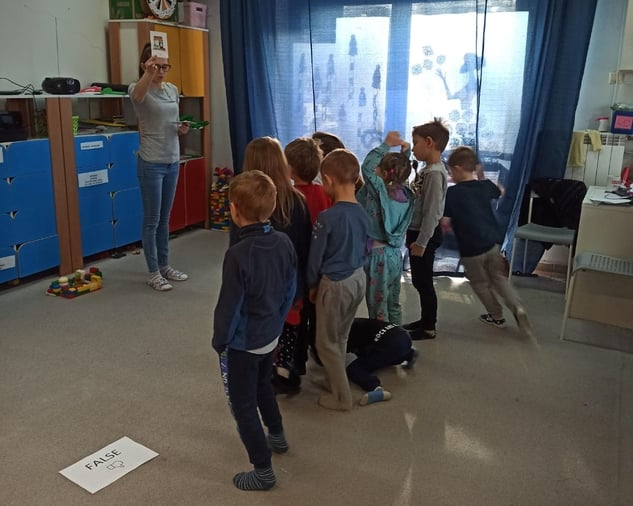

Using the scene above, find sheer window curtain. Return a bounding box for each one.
[220,0,597,245]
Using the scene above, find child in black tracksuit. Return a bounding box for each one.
[346,318,417,405]
[212,170,297,492]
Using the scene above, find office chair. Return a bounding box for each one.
[508,185,581,297]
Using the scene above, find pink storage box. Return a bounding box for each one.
[179,2,207,29]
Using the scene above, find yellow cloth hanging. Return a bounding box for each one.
[567,131,586,168]
[586,129,603,151]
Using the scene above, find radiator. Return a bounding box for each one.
[565,133,627,186]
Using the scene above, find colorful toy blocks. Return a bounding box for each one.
[46,267,103,299]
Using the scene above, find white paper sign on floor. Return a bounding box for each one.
[59,436,159,494]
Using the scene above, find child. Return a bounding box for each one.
[285,137,333,382]
[311,131,345,185]
[242,137,312,392]
[404,118,450,340]
[357,131,414,324]
[443,146,531,334]
[307,148,369,411]
[346,318,418,406]
[285,137,332,224]
[212,170,297,491]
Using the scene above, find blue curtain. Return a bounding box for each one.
[221,0,597,242]
[498,0,597,247]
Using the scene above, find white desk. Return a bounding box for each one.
[569,186,633,330]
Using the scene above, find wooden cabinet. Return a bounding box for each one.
[107,20,206,97]
[169,157,207,232]
[107,19,211,226]
[567,187,633,331]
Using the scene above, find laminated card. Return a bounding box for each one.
[59,436,159,494]
[150,31,169,59]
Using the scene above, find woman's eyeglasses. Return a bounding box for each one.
[155,64,172,72]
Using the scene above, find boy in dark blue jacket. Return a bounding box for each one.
[212,170,297,491]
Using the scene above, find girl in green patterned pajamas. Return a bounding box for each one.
[357,131,415,324]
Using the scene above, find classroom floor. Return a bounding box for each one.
[1,229,632,506]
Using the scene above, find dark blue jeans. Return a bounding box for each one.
[227,348,283,469]
[136,157,179,273]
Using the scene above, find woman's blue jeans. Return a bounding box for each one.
[137,157,179,273]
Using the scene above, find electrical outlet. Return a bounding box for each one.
[608,71,617,85]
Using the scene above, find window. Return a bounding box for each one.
[289,1,527,177]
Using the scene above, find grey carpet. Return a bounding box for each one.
[1,229,632,506]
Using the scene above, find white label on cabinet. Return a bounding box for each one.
[0,146,4,164]
[0,255,16,271]
[78,169,109,188]
[80,140,104,150]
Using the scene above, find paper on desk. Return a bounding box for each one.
[589,194,631,205]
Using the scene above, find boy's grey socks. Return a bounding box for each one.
[233,433,287,491]
[233,467,276,491]
[267,432,289,453]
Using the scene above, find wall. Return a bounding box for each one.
[574,0,630,129]
[0,0,234,171]
[206,0,232,170]
[0,1,631,172]
[0,0,110,89]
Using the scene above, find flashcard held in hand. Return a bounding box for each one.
[150,31,169,59]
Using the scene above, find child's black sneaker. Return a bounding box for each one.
[479,313,506,328]
[271,371,301,395]
[402,319,423,331]
[409,328,436,340]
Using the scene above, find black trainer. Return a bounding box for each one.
[402,319,423,331]
[479,313,506,328]
[409,328,436,340]
[271,372,301,395]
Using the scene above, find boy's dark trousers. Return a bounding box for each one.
[227,348,283,469]
[346,328,413,391]
[294,299,316,374]
[406,229,440,331]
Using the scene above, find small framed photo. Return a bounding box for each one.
[150,31,169,59]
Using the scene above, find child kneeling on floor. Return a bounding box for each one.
[212,170,297,491]
[346,318,418,406]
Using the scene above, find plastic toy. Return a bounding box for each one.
[210,167,233,231]
[179,114,209,130]
[46,267,103,299]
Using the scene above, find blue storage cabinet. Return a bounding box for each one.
[74,133,142,256]
[0,140,59,281]
[74,135,115,256]
[0,139,51,177]
[109,132,139,191]
[16,236,60,278]
[0,246,18,283]
[113,186,143,247]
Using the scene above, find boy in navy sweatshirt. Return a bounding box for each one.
[212,170,297,491]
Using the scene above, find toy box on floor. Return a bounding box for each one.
[46,267,102,299]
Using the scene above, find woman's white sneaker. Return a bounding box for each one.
[160,266,188,281]
[148,274,173,291]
